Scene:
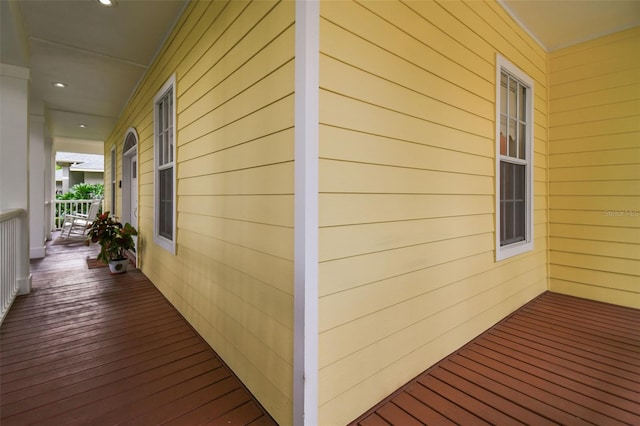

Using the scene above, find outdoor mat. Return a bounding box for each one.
[53,236,87,246]
[87,257,107,269]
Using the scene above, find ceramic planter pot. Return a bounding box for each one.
[108,259,128,274]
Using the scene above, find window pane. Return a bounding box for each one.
[508,79,517,117]
[169,129,173,163]
[163,98,169,133]
[515,200,526,241]
[168,91,173,126]
[504,200,514,243]
[124,132,136,152]
[500,161,508,246]
[158,133,164,165]
[514,163,525,200]
[500,73,507,115]
[500,161,526,246]
[500,117,507,155]
[168,92,174,163]
[508,119,517,157]
[518,122,526,160]
[111,152,116,213]
[162,130,169,164]
[519,85,527,120]
[501,193,507,243]
[159,167,173,240]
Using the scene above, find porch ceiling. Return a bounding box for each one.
[500,0,640,51]
[1,0,638,143]
[1,0,187,142]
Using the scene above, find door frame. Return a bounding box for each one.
[122,127,139,266]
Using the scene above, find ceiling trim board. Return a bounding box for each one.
[48,107,116,120]
[30,37,148,68]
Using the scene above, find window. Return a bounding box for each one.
[154,75,176,254]
[123,130,137,153]
[495,55,534,261]
[110,146,116,214]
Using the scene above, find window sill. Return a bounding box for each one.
[154,234,175,255]
[496,240,533,262]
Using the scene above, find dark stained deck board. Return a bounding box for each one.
[115,375,241,426]
[469,340,639,412]
[502,316,640,362]
[351,292,640,426]
[1,237,276,425]
[425,365,556,425]
[391,392,455,425]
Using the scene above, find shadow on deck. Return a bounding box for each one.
[1,236,276,425]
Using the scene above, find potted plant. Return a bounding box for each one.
[87,212,138,273]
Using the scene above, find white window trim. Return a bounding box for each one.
[153,74,177,255]
[495,54,534,261]
[122,127,139,225]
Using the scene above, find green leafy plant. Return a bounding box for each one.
[57,183,104,200]
[87,212,137,264]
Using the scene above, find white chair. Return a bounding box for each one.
[60,199,101,239]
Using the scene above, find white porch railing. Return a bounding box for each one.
[1,209,31,325]
[53,199,102,230]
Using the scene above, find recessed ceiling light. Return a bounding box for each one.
[97,0,116,6]
[52,82,67,88]
[79,124,87,128]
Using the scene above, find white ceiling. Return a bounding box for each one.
[2,0,639,145]
[500,0,640,51]
[1,0,187,143]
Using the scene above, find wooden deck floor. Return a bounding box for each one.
[0,237,276,425]
[4,238,639,426]
[351,292,640,425]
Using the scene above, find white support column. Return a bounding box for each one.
[44,131,54,240]
[0,63,32,294]
[293,1,319,425]
[29,107,46,258]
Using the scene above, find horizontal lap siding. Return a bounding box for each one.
[103,1,295,424]
[549,27,640,309]
[318,1,548,424]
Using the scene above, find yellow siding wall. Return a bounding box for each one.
[318,1,548,423]
[104,1,295,424]
[548,28,640,308]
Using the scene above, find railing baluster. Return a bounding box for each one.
[0,209,28,325]
[52,199,98,230]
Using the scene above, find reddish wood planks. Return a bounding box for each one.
[351,292,640,425]
[1,237,276,425]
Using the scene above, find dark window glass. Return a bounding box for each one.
[500,161,526,246]
[158,167,173,240]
